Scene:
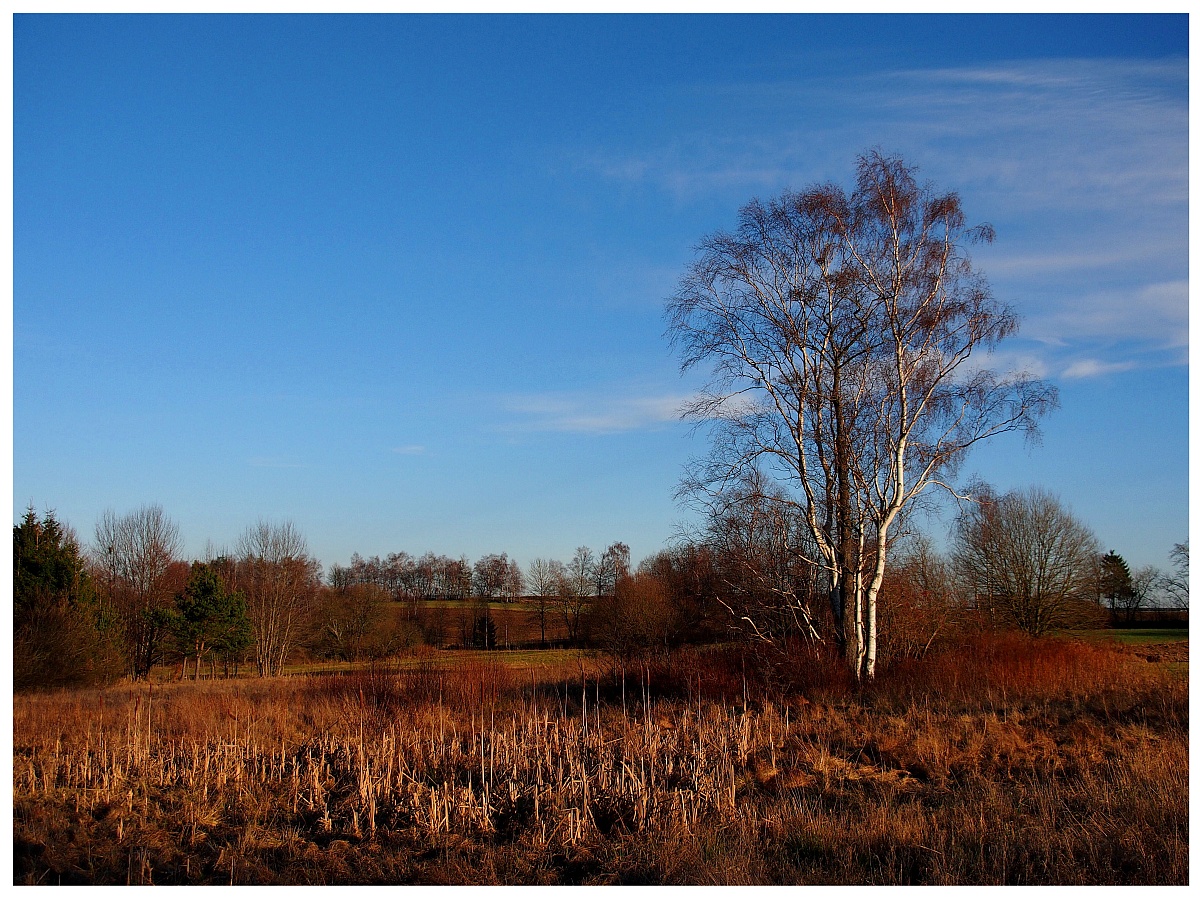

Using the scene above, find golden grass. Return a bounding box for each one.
[281,647,595,678]
[13,635,1188,885]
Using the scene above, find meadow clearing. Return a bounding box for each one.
[12,629,1188,885]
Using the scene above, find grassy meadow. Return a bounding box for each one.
[1078,627,1188,645]
[12,631,1188,885]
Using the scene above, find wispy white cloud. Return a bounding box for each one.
[917,59,1181,86]
[968,347,1053,382]
[575,134,829,204]
[582,58,1186,215]
[947,341,1177,385]
[1020,280,1188,351]
[502,391,690,434]
[972,336,1188,384]
[579,57,1186,381]
[1061,358,1139,380]
[391,444,426,456]
[883,60,1187,216]
[975,243,1183,279]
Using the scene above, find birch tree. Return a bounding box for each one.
[557,547,595,644]
[668,150,1056,677]
[235,520,320,677]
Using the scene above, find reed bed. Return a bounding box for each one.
[13,637,1189,885]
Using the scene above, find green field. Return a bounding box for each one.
[1076,628,1189,645]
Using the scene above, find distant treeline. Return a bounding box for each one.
[14,492,1188,691]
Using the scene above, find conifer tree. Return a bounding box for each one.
[14,507,123,688]
[1098,550,1138,622]
[170,561,252,679]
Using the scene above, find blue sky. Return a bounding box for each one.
[12,14,1189,573]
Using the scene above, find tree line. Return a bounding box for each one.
[675,473,1187,655]
[12,503,648,687]
[15,506,323,687]
[13,490,1186,692]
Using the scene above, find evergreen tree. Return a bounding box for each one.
[169,561,252,679]
[14,507,123,688]
[212,586,254,676]
[1098,551,1139,623]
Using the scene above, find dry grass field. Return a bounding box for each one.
[12,632,1188,885]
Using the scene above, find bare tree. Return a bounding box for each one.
[502,557,524,601]
[638,544,723,644]
[952,486,1101,636]
[526,557,564,648]
[1162,541,1189,609]
[556,547,595,645]
[668,150,1055,677]
[1129,565,1167,623]
[589,572,676,663]
[593,542,631,598]
[1123,554,1186,623]
[93,504,184,679]
[694,469,825,645]
[473,553,509,600]
[472,552,524,601]
[313,582,396,662]
[878,531,958,660]
[567,546,595,598]
[447,555,473,601]
[235,520,320,677]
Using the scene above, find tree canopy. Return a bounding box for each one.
[169,561,253,679]
[14,508,123,688]
[668,150,1056,676]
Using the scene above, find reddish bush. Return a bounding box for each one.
[870,629,1169,712]
[616,640,856,707]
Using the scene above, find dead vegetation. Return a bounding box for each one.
[1108,641,1189,665]
[12,634,1188,885]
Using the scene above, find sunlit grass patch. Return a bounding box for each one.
[1075,628,1188,644]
